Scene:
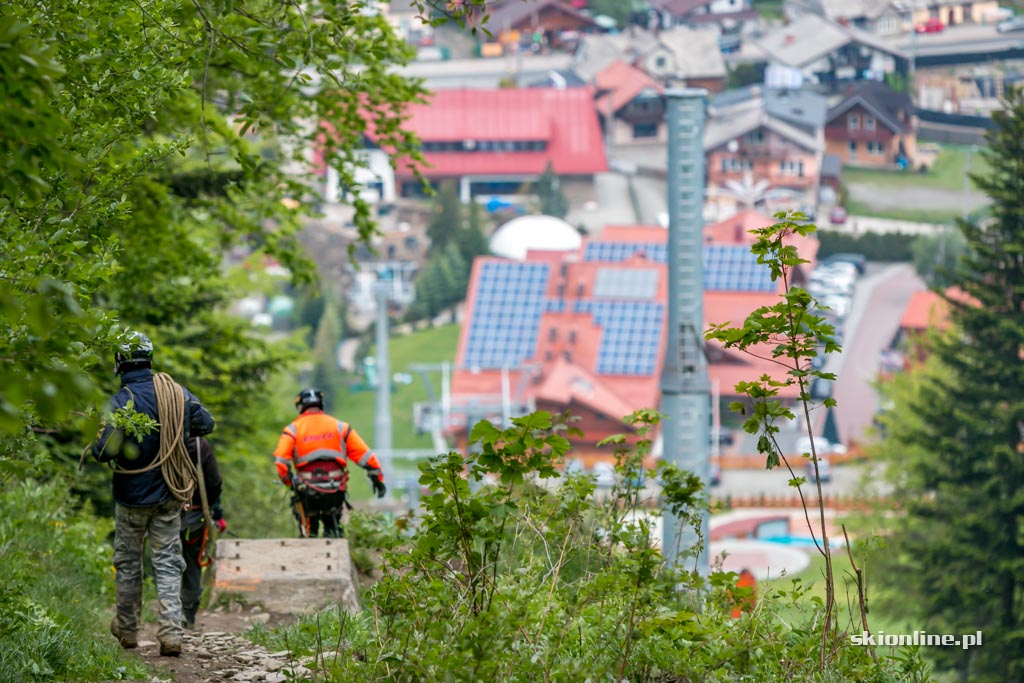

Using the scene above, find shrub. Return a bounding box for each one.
[0,478,149,682]
[250,412,931,682]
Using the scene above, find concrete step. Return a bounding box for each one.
[210,538,360,615]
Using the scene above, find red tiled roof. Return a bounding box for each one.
[532,357,639,422]
[900,287,976,332]
[392,88,608,178]
[595,61,664,117]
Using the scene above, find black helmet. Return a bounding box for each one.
[295,387,324,412]
[115,331,154,374]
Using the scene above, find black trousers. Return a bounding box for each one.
[292,489,346,538]
[180,529,205,626]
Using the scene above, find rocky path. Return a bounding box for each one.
[107,606,315,683]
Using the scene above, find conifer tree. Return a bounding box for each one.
[876,87,1024,682]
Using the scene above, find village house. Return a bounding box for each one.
[574,26,728,92]
[705,94,824,211]
[594,60,667,145]
[755,13,909,91]
[824,80,917,168]
[332,87,607,205]
[649,0,759,28]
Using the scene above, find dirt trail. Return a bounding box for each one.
[105,606,312,683]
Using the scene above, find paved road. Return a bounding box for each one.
[845,181,989,213]
[883,22,1024,56]
[713,461,890,498]
[831,264,925,446]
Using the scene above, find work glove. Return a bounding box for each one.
[371,476,387,499]
[215,518,228,533]
[211,501,224,521]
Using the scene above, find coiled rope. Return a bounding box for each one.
[111,373,199,504]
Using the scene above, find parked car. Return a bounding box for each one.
[820,252,867,275]
[710,460,722,487]
[796,435,843,484]
[915,18,944,33]
[829,206,848,225]
[805,456,833,484]
[997,16,1024,33]
[796,435,846,457]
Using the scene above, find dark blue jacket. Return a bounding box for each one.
[91,368,215,507]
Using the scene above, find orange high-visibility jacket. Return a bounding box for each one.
[273,410,383,487]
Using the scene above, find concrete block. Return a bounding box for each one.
[210,538,360,615]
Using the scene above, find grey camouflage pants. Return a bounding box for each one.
[113,499,185,643]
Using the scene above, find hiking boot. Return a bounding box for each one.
[109,619,137,649]
[159,640,182,657]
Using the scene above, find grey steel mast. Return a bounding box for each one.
[659,88,711,576]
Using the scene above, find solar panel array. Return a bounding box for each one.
[593,268,659,299]
[463,262,550,369]
[585,242,668,264]
[575,300,664,375]
[584,241,775,292]
[704,245,775,292]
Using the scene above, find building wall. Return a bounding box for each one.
[707,126,820,192]
[611,117,669,145]
[327,148,396,204]
[911,1,999,25]
[687,75,728,93]
[824,103,916,166]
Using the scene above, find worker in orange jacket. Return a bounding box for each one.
[273,387,386,538]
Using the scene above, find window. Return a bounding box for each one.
[569,330,577,344]
[780,160,803,176]
[848,140,858,158]
[864,115,876,131]
[848,114,859,130]
[867,141,885,155]
[655,55,667,68]
[747,129,764,144]
[548,328,557,342]
[633,122,658,138]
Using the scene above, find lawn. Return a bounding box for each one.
[841,144,991,223]
[759,543,919,636]
[841,144,989,193]
[752,0,784,22]
[841,199,988,225]
[334,322,460,450]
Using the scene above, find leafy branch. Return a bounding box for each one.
[704,211,847,668]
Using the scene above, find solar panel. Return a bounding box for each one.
[585,242,668,264]
[587,301,665,376]
[704,245,775,292]
[593,268,659,299]
[463,262,550,369]
[585,241,774,292]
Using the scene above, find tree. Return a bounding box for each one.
[912,228,968,288]
[457,200,491,264]
[427,180,463,250]
[0,0,424,454]
[535,161,569,218]
[311,299,343,411]
[874,87,1024,681]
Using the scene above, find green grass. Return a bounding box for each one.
[752,0,784,21]
[760,544,919,636]
[841,144,989,193]
[0,479,151,682]
[333,322,461,500]
[842,199,961,225]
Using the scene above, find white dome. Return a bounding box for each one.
[489,215,582,261]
